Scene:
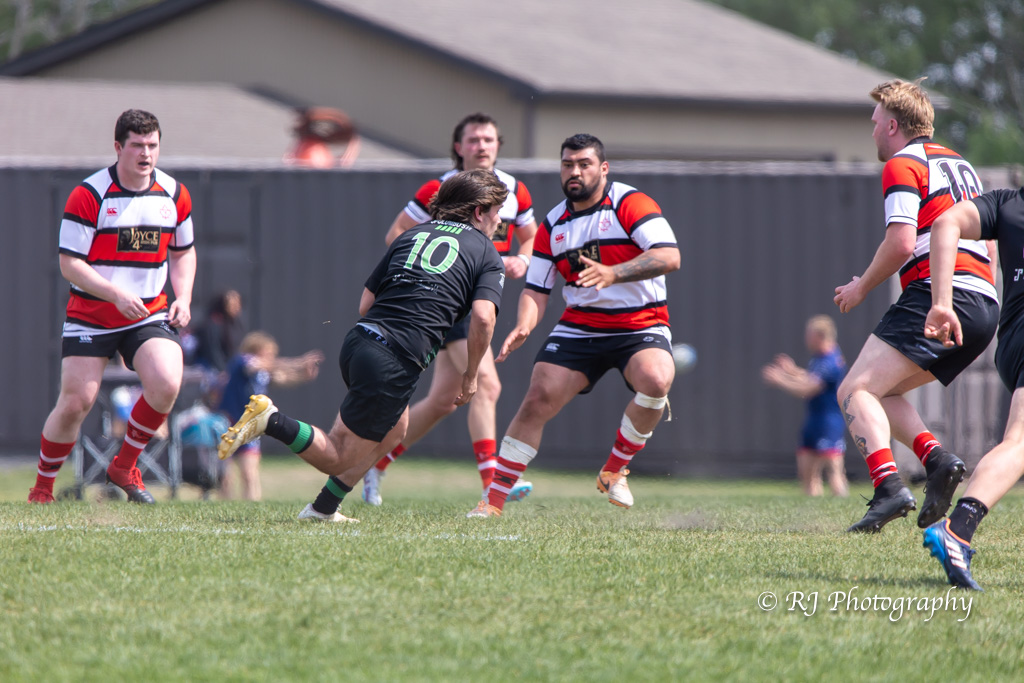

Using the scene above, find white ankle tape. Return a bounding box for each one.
[633,392,667,410]
[500,436,538,465]
[621,414,652,444]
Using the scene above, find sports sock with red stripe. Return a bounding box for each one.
[375,444,406,472]
[865,448,902,496]
[34,436,75,494]
[473,439,497,489]
[912,431,941,467]
[112,396,168,471]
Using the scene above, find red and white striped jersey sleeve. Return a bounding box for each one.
[403,179,442,224]
[169,181,194,249]
[616,191,677,249]
[59,184,101,258]
[524,217,559,294]
[882,156,926,228]
[514,180,535,227]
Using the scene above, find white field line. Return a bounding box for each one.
[1,522,523,542]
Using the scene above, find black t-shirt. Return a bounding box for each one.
[975,187,1024,335]
[361,220,505,368]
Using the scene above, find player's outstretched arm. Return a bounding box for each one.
[59,253,149,321]
[456,299,498,406]
[497,289,548,362]
[167,246,196,328]
[270,350,325,386]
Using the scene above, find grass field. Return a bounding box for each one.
[1,456,1022,682]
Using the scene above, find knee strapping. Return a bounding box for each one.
[620,414,653,444]
[499,436,537,465]
[633,392,667,410]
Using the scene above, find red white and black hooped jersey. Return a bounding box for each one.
[526,181,678,339]
[884,138,996,301]
[58,165,194,336]
[403,167,534,255]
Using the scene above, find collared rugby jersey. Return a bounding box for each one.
[883,139,995,300]
[526,181,678,338]
[58,165,195,336]
[403,168,534,255]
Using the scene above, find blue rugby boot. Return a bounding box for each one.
[923,519,983,591]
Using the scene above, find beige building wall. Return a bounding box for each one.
[532,101,878,162]
[32,0,878,163]
[36,0,529,158]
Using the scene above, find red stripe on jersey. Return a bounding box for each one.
[561,304,669,331]
[554,242,645,284]
[87,231,173,264]
[64,185,101,227]
[616,191,662,234]
[515,181,533,216]
[413,179,442,212]
[67,292,168,329]
[532,218,557,258]
[173,182,192,224]
[597,243,644,266]
[899,252,996,290]
[883,147,967,231]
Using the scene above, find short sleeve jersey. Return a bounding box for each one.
[58,165,194,336]
[882,139,995,300]
[975,188,1024,332]
[526,181,678,338]
[362,220,505,368]
[404,168,534,255]
[802,347,848,451]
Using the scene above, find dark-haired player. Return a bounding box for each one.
[365,113,537,506]
[218,170,507,522]
[29,109,195,505]
[468,133,680,518]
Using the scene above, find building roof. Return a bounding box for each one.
[1,0,899,110]
[0,76,412,164]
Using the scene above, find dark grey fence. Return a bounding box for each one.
[2,160,980,479]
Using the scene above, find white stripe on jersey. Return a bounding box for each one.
[62,311,168,337]
[404,168,533,226]
[526,182,677,333]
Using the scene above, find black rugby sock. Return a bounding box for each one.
[948,497,988,543]
[265,413,315,454]
[312,476,352,515]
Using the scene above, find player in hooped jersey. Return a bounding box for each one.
[217,170,506,522]
[833,80,998,533]
[362,113,538,505]
[467,133,681,518]
[28,109,196,504]
[922,185,1024,590]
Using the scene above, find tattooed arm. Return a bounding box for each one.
[576,247,680,290]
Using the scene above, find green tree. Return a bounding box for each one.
[710,0,1024,165]
[0,0,156,61]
